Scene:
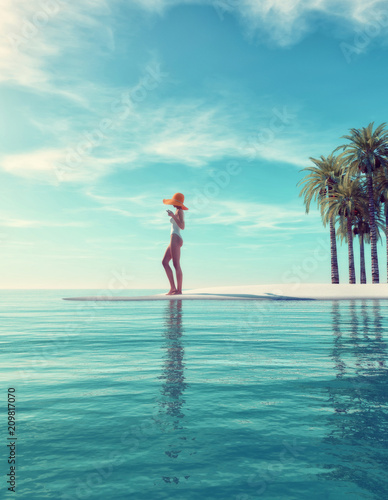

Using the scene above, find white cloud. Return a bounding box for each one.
[1,0,387,104]
[3,0,386,100]
[194,199,323,235]
[0,217,87,228]
[236,0,388,46]
[0,99,245,183]
[1,0,369,187]
[131,0,388,47]
[0,0,112,96]
[59,189,156,222]
[141,103,242,167]
[0,100,339,184]
[76,187,182,230]
[242,136,337,168]
[81,188,165,223]
[85,190,149,205]
[0,148,140,184]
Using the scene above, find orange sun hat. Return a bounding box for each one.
[163,192,188,210]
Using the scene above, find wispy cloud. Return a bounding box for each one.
[80,188,169,228]
[131,0,388,47]
[1,0,376,189]
[0,99,244,183]
[0,0,113,96]
[236,0,388,47]
[0,240,36,248]
[0,148,140,184]
[2,0,387,102]
[85,191,149,206]
[0,216,87,228]
[194,199,323,235]
[1,97,345,185]
[141,103,242,167]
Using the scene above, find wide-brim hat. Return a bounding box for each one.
[163,192,188,210]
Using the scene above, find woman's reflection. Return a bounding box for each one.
[156,300,191,485]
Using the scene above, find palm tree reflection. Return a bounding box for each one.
[156,300,190,485]
[320,300,388,498]
[330,301,346,380]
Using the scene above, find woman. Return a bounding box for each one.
[162,192,188,295]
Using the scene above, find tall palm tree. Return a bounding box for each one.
[353,183,384,283]
[337,205,370,284]
[353,215,384,284]
[336,122,388,283]
[322,177,367,284]
[353,219,370,284]
[298,153,343,284]
[374,167,388,282]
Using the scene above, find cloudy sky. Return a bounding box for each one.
[1,0,388,289]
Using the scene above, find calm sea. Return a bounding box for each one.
[1,290,388,500]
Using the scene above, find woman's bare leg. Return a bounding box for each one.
[162,244,176,294]
[171,235,183,294]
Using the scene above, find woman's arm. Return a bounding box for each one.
[168,209,185,230]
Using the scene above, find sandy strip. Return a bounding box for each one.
[62,283,388,301]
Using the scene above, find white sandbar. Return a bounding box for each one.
[62,283,388,301]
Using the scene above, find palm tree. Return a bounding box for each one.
[354,183,384,283]
[337,205,370,284]
[353,218,370,284]
[322,177,367,284]
[374,167,388,282]
[336,122,388,283]
[338,179,381,284]
[298,153,343,284]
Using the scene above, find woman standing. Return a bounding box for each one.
[162,193,188,295]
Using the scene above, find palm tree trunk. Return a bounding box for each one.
[386,202,388,283]
[366,174,379,283]
[330,217,339,283]
[347,216,356,284]
[360,235,366,284]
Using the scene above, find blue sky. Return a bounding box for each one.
[1,0,388,289]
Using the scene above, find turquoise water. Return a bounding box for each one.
[1,290,388,500]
